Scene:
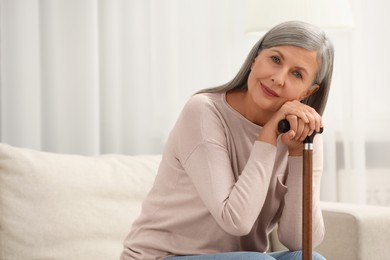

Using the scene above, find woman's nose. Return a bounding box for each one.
[271,71,286,86]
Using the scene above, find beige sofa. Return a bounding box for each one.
[1,143,390,260]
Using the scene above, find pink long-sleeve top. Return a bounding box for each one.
[121,92,325,259]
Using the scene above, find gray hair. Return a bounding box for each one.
[198,21,334,115]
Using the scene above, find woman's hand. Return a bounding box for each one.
[257,100,322,155]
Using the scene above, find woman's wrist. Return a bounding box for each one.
[288,144,304,156]
[257,124,278,146]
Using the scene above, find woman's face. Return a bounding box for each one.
[247,45,319,113]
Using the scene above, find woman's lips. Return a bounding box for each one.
[260,83,279,97]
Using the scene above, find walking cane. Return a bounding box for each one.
[278,120,323,260]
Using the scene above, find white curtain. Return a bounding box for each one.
[320,0,390,205]
[1,0,247,155]
[1,0,389,206]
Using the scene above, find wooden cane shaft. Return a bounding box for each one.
[303,149,313,260]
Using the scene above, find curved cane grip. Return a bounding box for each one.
[278,119,323,134]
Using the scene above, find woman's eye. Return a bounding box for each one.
[271,56,280,64]
[293,71,303,79]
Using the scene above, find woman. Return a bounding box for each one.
[121,20,334,260]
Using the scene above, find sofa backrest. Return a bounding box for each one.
[0,143,161,260]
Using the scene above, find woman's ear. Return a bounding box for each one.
[251,56,258,70]
[251,51,262,69]
[300,84,320,100]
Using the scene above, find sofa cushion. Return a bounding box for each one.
[0,143,161,260]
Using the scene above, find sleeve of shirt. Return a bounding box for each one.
[277,134,325,250]
[183,141,276,236]
[175,95,277,236]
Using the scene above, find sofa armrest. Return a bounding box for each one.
[318,201,390,260]
[270,201,390,260]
